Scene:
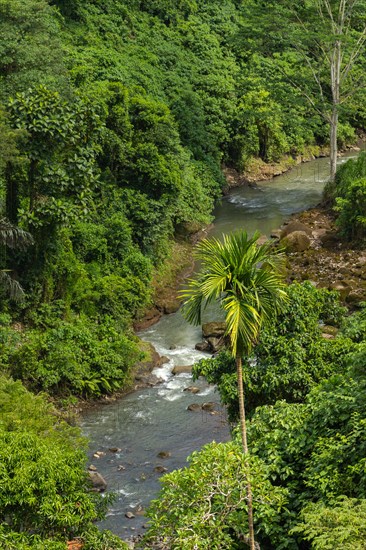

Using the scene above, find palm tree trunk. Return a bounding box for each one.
[236,355,256,550]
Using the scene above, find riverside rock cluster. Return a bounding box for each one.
[278,208,366,305]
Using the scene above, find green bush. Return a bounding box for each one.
[325,152,366,239]
[0,314,139,397]
[0,376,128,549]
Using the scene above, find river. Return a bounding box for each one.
[81,153,356,539]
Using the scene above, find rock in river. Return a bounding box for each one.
[88,471,107,492]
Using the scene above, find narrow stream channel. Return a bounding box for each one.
[81,153,357,539]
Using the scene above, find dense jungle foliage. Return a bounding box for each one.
[0,0,366,548]
[0,0,365,400]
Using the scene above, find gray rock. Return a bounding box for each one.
[202,322,226,338]
[88,471,107,492]
[187,403,201,412]
[172,365,192,375]
[183,386,200,394]
[135,373,164,386]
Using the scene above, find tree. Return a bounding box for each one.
[180,231,288,550]
[241,0,366,181]
[301,0,366,181]
[6,86,100,233]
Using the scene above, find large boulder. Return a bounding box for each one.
[280,221,312,239]
[202,322,226,338]
[281,231,311,252]
[195,340,211,352]
[207,336,225,353]
[88,471,107,492]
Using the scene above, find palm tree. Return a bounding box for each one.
[180,230,288,550]
[0,218,33,301]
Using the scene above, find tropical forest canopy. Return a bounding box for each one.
[0,0,366,548]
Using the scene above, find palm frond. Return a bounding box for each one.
[223,294,260,356]
[0,218,34,249]
[0,270,25,302]
[181,230,289,354]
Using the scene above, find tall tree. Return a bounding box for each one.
[180,231,288,550]
[241,0,366,181]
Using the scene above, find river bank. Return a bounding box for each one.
[282,207,366,304]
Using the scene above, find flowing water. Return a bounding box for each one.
[81,153,357,539]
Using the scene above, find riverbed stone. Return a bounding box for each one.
[125,511,135,519]
[280,221,312,238]
[134,341,164,380]
[270,229,282,240]
[162,299,181,314]
[256,234,269,245]
[201,402,216,412]
[88,471,107,492]
[172,365,192,375]
[202,322,226,338]
[207,336,224,353]
[157,451,171,459]
[134,373,164,387]
[154,465,168,474]
[319,231,340,248]
[93,451,106,458]
[187,403,201,412]
[183,386,200,394]
[195,340,211,352]
[281,231,311,252]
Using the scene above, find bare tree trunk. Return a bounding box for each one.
[329,107,338,183]
[236,356,256,550]
[329,32,341,182]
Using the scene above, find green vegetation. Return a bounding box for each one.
[0,0,366,547]
[145,293,366,549]
[0,376,128,549]
[193,282,348,420]
[0,0,364,401]
[325,152,366,239]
